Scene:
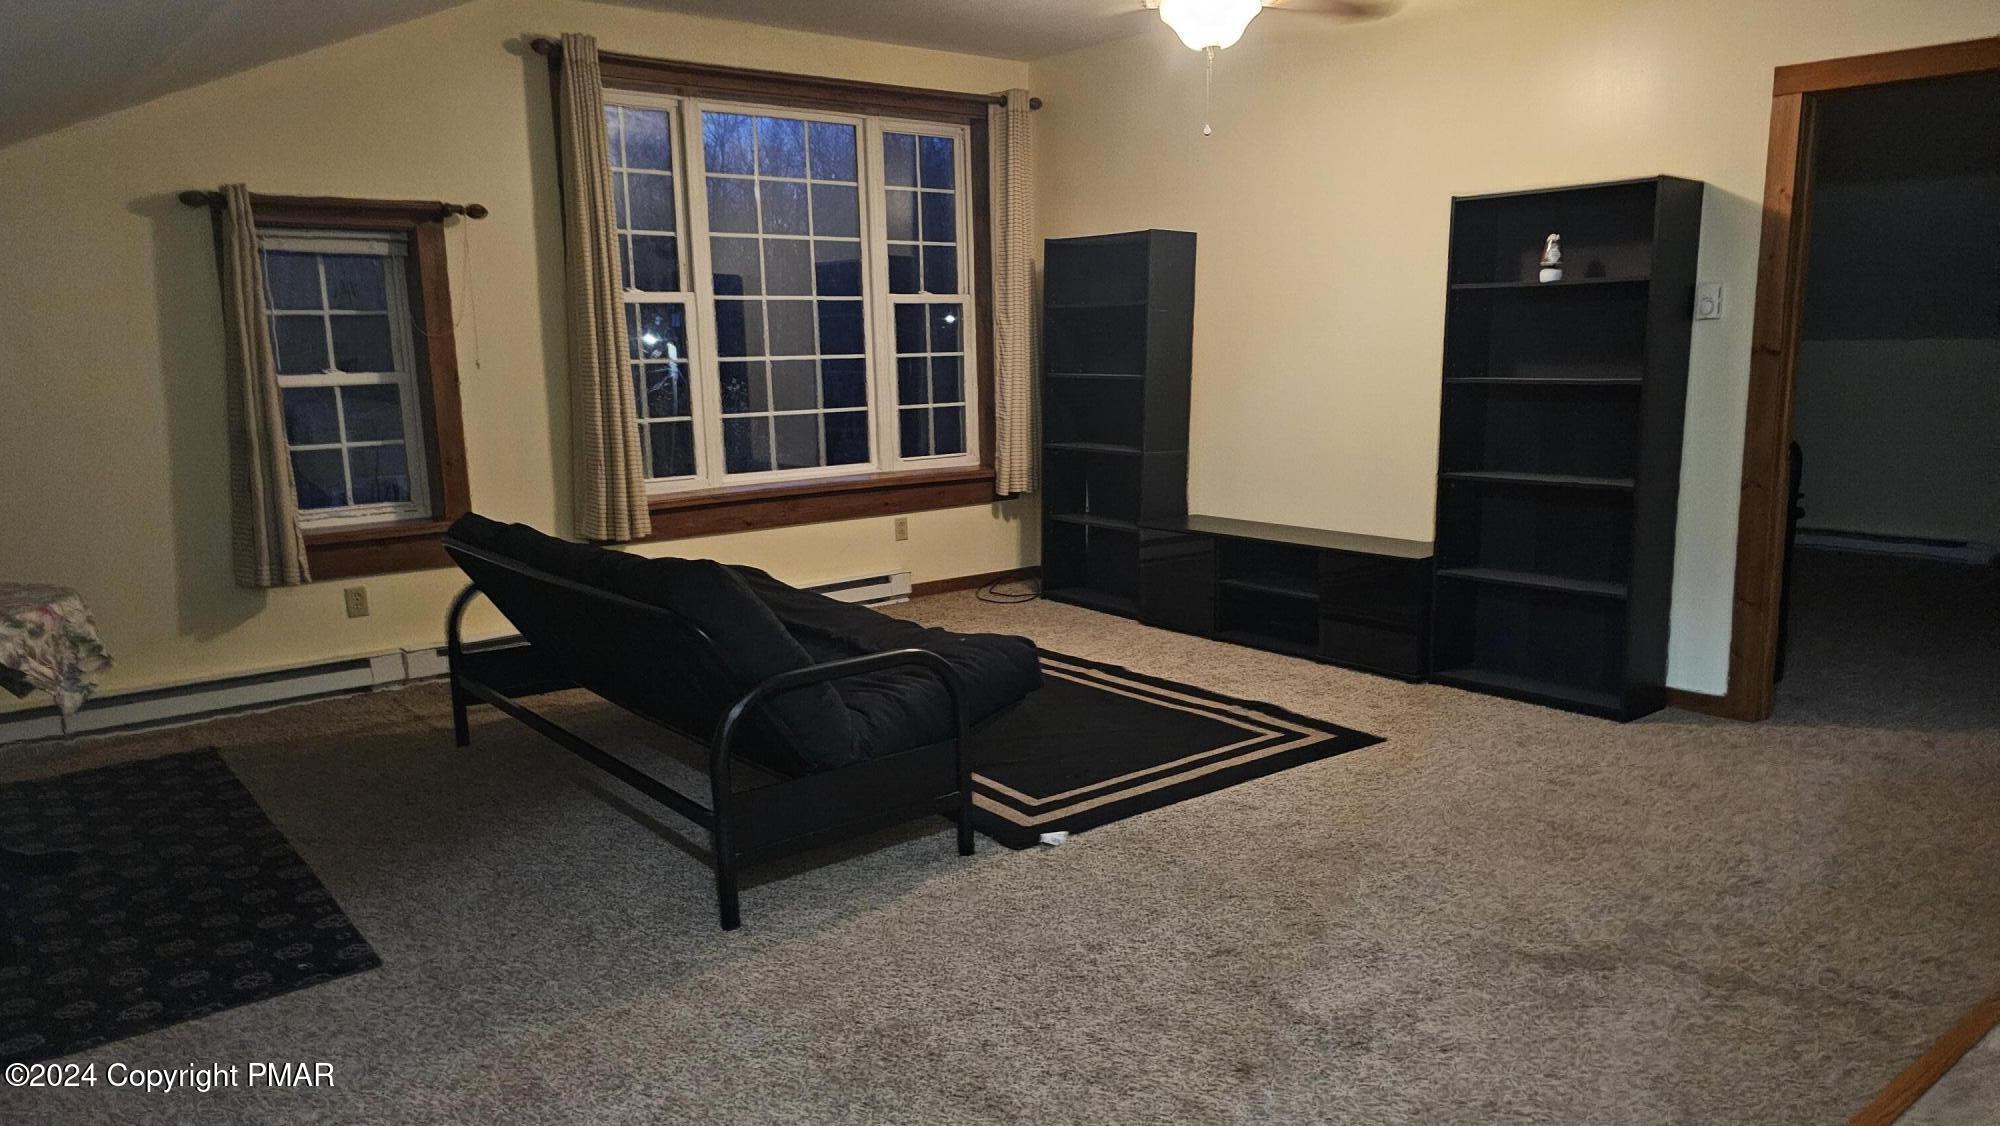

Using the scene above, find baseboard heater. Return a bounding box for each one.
[0,569,912,747]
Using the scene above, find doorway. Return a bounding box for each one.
[1722,37,2000,721]
[1781,70,1999,723]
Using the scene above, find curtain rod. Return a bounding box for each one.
[527,37,1042,111]
[177,191,489,220]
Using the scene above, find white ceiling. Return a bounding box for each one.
[612,0,1153,62]
[0,0,468,148]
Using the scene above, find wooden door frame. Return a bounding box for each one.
[1717,36,2000,721]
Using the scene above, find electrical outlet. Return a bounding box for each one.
[342,586,370,619]
[893,517,909,542]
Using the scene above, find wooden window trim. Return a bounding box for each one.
[235,195,473,578]
[540,47,1006,543]
[648,465,999,539]
[583,50,1006,124]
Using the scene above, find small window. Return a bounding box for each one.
[206,192,474,578]
[261,231,431,527]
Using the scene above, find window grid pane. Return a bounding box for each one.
[608,105,681,293]
[261,242,422,514]
[703,111,869,474]
[609,102,702,482]
[895,301,966,458]
[884,131,957,296]
[626,300,699,480]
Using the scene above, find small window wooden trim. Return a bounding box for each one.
[218,194,474,578]
[539,46,1007,543]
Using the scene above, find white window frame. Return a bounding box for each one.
[606,95,711,488]
[601,92,982,494]
[259,229,431,529]
[686,98,877,489]
[871,116,981,471]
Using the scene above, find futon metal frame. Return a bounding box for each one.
[443,542,972,930]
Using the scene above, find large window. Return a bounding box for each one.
[603,94,981,493]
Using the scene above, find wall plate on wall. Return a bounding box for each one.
[1696,282,1724,320]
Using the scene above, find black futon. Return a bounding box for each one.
[442,514,1041,929]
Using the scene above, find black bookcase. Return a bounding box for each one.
[1429,176,1704,720]
[1040,230,1197,617]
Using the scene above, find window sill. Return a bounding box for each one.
[304,517,455,579]
[642,465,999,542]
[294,467,1002,572]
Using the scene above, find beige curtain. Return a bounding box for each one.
[556,32,650,541]
[988,89,1037,496]
[219,183,311,587]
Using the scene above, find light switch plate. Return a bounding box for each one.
[1695,282,1724,320]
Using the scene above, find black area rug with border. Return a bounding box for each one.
[0,750,380,1064]
[969,652,1384,849]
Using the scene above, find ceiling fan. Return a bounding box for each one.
[1137,0,1399,134]
[1140,0,1396,51]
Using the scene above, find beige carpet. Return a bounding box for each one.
[1,548,1994,1124]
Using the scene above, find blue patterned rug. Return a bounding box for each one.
[0,750,379,1063]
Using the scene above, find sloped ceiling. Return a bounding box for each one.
[0,0,470,148]
[0,0,1195,149]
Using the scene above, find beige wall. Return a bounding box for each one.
[1028,0,1998,694]
[0,0,1033,708]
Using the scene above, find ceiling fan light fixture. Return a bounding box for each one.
[1157,0,1264,51]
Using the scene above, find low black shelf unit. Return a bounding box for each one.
[1430,175,1703,720]
[1138,516,1433,681]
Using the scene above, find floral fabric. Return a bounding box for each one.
[0,583,112,716]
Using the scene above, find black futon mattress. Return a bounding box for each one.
[448,515,1041,776]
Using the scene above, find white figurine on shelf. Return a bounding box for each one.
[1539,233,1564,283]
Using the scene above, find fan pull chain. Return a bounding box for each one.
[1203,45,1216,137]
